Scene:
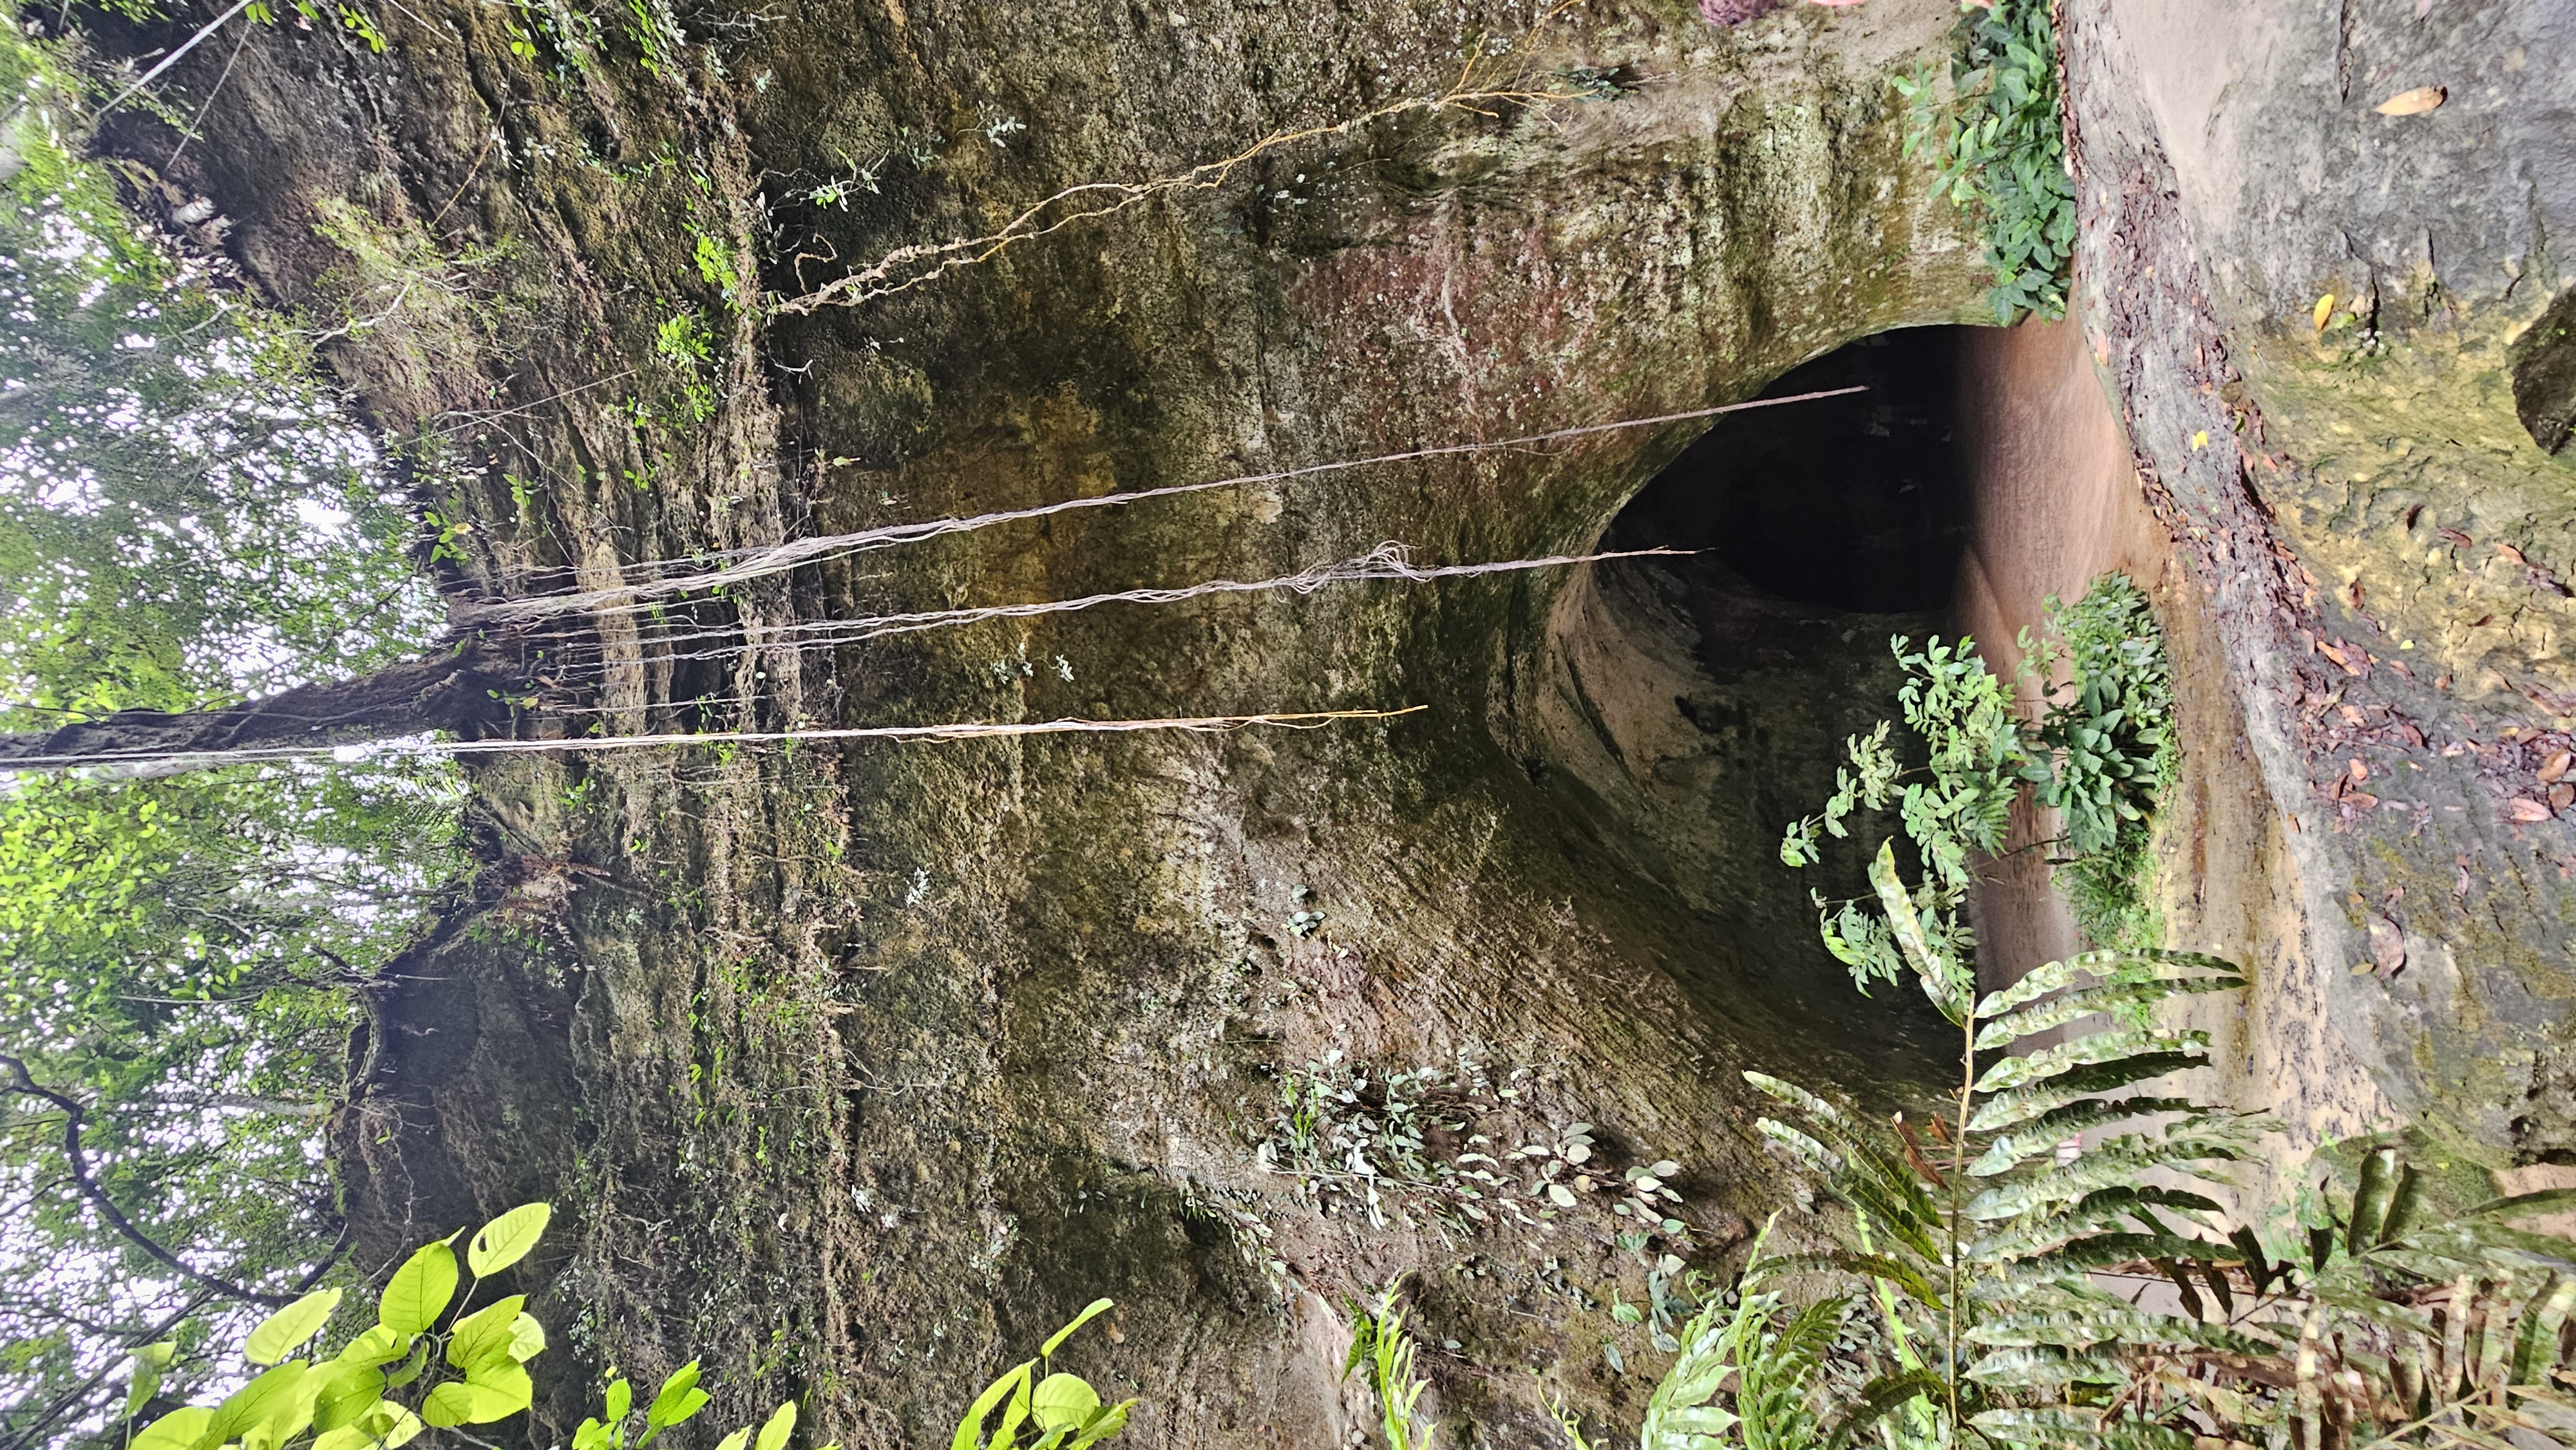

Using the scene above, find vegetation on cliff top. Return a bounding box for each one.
[1895,0,2076,323]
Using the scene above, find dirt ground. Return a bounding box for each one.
[1953,308,2396,1148]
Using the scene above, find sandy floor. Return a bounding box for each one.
[1951,313,2167,989]
[1950,310,2396,1146]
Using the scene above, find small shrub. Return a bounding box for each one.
[1658,616,2576,1450]
[1893,0,2076,322]
[2023,574,2176,950]
[120,1204,1132,1450]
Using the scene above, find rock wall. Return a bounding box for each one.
[2063,0,2576,1161]
[98,0,2016,1442]
[94,0,2576,1437]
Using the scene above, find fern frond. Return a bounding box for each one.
[1973,975,2241,1050]
[1971,948,2239,1019]
[1971,1029,2212,1096]
[1966,1051,2211,1131]
[1754,1250,1946,1311]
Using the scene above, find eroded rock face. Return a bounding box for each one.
[2061,0,2576,1160]
[113,0,2576,1431]
[106,0,1995,1441]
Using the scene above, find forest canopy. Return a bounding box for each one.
[0,6,463,1440]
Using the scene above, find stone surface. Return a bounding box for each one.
[89,0,2576,1440]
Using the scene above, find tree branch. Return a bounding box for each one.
[0,1053,298,1307]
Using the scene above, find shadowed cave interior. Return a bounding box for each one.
[1537,326,1976,1080]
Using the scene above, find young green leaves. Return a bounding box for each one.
[1343,1284,1435,1450]
[127,1200,554,1450]
[246,1291,345,1367]
[468,1201,551,1276]
[952,1299,1135,1450]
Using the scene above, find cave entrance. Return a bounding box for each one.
[1609,325,1972,610]
[1530,326,1978,1086]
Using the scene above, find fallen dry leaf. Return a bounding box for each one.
[2348,758,2370,784]
[2498,542,2529,565]
[2555,784,2576,812]
[2439,527,2473,547]
[2506,797,2555,823]
[2368,916,2407,975]
[2374,85,2447,115]
[2313,293,2336,330]
[2542,751,2575,785]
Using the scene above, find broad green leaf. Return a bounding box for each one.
[379,1239,460,1334]
[508,1312,547,1362]
[131,1406,214,1450]
[311,1364,387,1433]
[1041,1299,1115,1357]
[467,1203,553,1277]
[1068,1400,1133,1449]
[124,1341,176,1420]
[322,1399,424,1450]
[446,1295,528,1372]
[607,1378,634,1421]
[952,1363,1034,1450]
[334,1324,410,1368]
[715,1429,752,1450]
[247,1287,345,1366]
[384,1337,433,1388]
[212,1362,311,1445]
[752,1400,797,1450]
[645,1361,705,1432]
[1870,841,1963,1022]
[1031,1373,1100,1430]
[466,1359,536,1409]
[422,1373,529,1427]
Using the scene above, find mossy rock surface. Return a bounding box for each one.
[93,0,2576,1439]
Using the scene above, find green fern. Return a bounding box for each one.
[1639,1218,1846,1450]
[1734,919,2576,1447]
[1688,592,2576,1449]
[1347,1281,1437,1450]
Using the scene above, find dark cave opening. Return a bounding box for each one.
[1607,326,1972,613]
[1531,326,1982,1090]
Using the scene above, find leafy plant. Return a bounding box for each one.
[1779,636,2032,997]
[1782,573,2176,961]
[1345,1283,1435,1450]
[114,1203,874,1450]
[1660,601,2576,1449]
[1256,1050,1479,1230]
[1638,1218,1846,1450]
[948,1298,1133,1450]
[1740,939,2576,1449]
[2022,576,2176,950]
[1892,0,2076,322]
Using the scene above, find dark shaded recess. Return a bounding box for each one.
[2512,287,2576,458]
[1622,325,1972,613]
[1544,328,1980,1098]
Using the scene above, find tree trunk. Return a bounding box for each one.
[0,646,516,769]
